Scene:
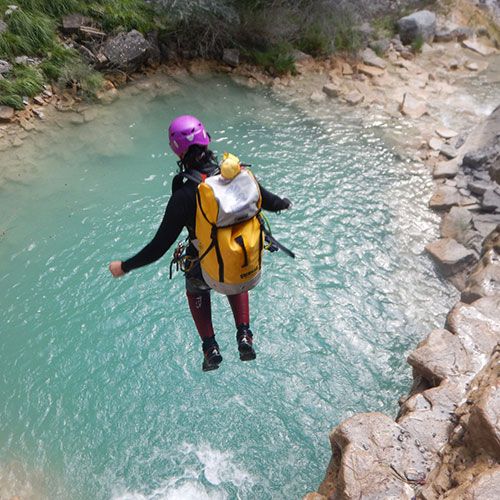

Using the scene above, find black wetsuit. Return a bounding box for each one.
[121,168,289,287]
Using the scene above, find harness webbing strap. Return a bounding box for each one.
[235,236,248,267]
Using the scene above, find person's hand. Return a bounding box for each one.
[109,260,125,277]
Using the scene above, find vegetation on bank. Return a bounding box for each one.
[0,0,422,109]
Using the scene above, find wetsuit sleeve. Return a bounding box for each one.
[259,183,291,212]
[121,191,188,273]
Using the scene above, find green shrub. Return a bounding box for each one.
[56,60,104,98]
[296,25,331,57]
[0,65,44,109]
[40,44,79,80]
[332,13,361,53]
[411,34,424,53]
[249,44,296,76]
[372,15,397,38]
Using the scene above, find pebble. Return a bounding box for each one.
[436,126,458,139]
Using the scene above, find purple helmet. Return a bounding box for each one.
[168,115,210,157]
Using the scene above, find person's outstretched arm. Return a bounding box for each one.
[259,183,291,212]
[109,191,188,277]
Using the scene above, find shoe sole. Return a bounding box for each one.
[239,350,256,361]
[202,355,223,372]
[202,362,220,371]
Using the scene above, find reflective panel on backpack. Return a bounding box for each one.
[195,168,264,295]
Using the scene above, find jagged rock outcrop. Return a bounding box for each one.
[311,296,500,500]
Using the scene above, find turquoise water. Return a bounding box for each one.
[0,75,455,499]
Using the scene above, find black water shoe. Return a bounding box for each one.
[237,326,256,361]
[202,338,223,371]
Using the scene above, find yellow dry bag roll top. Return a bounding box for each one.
[195,154,264,295]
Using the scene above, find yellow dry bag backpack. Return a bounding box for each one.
[195,153,264,295]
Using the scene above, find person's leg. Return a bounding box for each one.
[227,292,256,361]
[186,260,222,370]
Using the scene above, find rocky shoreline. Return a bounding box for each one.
[299,7,500,500]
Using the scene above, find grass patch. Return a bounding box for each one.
[411,34,424,53]
[0,65,44,109]
[333,19,361,53]
[85,0,157,33]
[296,25,332,57]
[372,15,397,39]
[249,44,296,76]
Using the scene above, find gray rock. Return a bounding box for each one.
[468,180,490,195]
[103,30,151,72]
[440,144,458,159]
[429,185,460,209]
[74,43,98,65]
[369,38,391,55]
[425,238,477,276]
[222,48,239,67]
[453,27,474,41]
[482,188,500,212]
[290,49,313,63]
[61,14,92,35]
[0,19,7,34]
[440,207,480,250]
[445,297,500,365]
[408,328,474,384]
[473,214,500,238]
[463,146,499,170]
[489,156,500,184]
[361,47,387,69]
[0,59,11,74]
[318,413,415,500]
[462,249,500,303]
[322,83,339,98]
[14,55,41,66]
[0,105,14,122]
[434,26,473,42]
[397,10,437,45]
[466,379,500,457]
[434,28,455,43]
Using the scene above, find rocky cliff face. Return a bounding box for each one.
[304,2,500,498]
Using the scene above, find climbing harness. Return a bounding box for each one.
[169,238,197,278]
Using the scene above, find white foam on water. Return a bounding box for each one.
[112,443,254,500]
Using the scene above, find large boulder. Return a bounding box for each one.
[440,206,481,250]
[462,249,500,303]
[103,30,151,72]
[429,185,460,210]
[397,10,437,45]
[425,238,477,276]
